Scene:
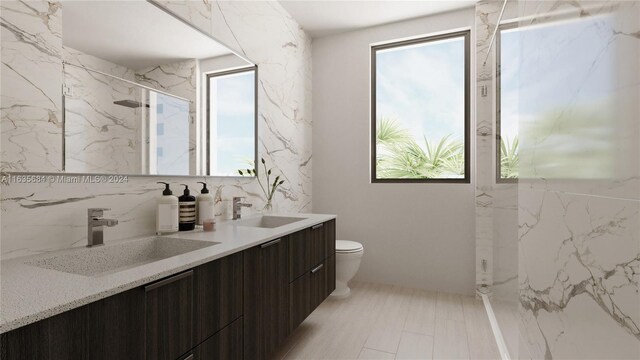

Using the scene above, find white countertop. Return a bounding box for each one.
[0,213,336,334]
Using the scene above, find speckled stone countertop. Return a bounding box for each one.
[0,213,336,334]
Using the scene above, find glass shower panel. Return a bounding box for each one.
[148,91,190,176]
[516,1,640,359]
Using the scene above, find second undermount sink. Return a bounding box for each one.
[26,237,218,277]
[235,215,307,229]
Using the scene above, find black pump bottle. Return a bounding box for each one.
[178,184,196,231]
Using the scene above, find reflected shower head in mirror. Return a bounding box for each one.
[113,99,149,108]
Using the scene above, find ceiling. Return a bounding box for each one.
[62,1,244,70]
[279,0,476,38]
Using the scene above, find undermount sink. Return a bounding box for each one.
[26,237,218,277]
[235,215,307,229]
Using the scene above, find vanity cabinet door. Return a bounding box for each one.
[289,228,310,282]
[326,254,336,297]
[243,237,289,360]
[145,270,194,360]
[0,319,50,360]
[309,260,327,311]
[324,219,336,257]
[183,317,243,360]
[87,287,145,360]
[194,252,243,345]
[309,223,326,267]
[289,272,310,332]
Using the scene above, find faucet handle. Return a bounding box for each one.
[88,208,110,217]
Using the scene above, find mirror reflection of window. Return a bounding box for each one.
[207,68,256,176]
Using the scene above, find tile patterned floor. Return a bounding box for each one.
[274,281,501,360]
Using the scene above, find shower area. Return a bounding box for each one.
[474,0,640,359]
[62,61,191,175]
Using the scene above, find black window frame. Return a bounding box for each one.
[496,23,518,183]
[370,30,471,184]
[205,65,258,176]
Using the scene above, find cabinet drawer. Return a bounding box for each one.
[194,252,243,344]
[309,222,326,267]
[309,261,327,311]
[88,287,145,360]
[146,270,194,360]
[289,228,310,282]
[327,254,336,296]
[182,317,243,360]
[289,272,310,332]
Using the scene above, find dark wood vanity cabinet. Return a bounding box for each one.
[88,287,146,360]
[145,270,194,360]
[243,237,290,360]
[180,317,243,360]
[1,219,335,360]
[194,252,243,344]
[288,220,337,339]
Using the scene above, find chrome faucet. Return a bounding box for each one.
[232,197,252,220]
[87,208,118,247]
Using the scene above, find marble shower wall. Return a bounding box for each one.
[517,1,640,358]
[63,47,143,174]
[475,0,519,301]
[0,0,312,259]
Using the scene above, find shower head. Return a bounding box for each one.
[113,99,150,108]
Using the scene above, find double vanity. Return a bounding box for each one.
[0,214,337,360]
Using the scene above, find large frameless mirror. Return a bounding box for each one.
[2,0,257,176]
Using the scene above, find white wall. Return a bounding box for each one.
[312,7,476,295]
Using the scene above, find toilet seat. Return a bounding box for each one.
[336,240,363,254]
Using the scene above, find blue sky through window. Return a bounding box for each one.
[209,70,255,176]
[376,37,465,144]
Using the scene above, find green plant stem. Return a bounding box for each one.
[255,175,269,200]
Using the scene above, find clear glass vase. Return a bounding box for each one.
[263,199,273,213]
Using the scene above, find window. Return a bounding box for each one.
[371,30,470,183]
[207,67,257,176]
[497,24,519,181]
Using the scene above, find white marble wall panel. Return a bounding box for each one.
[210,1,313,212]
[155,0,212,35]
[1,1,63,172]
[63,47,142,173]
[517,1,640,358]
[1,1,312,258]
[519,188,639,359]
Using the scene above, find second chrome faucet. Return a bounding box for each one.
[232,197,252,220]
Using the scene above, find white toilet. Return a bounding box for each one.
[332,240,364,298]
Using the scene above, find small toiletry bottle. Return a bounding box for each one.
[156,182,178,234]
[196,181,214,226]
[178,184,196,231]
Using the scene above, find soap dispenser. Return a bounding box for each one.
[156,182,178,234]
[178,184,196,231]
[196,181,214,226]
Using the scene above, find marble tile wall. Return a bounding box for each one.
[0,1,63,172]
[63,47,143,174]
[516,0,640,358]
[0,0,312,259]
